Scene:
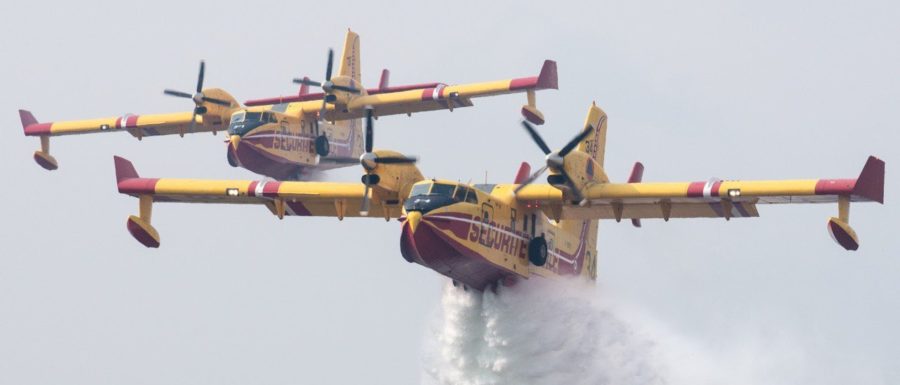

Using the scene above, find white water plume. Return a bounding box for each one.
[421,278,666,385]
[420,277,873,385]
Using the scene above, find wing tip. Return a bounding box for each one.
[19,109,38,130]
[627,162,645,183]
[853,155,884,204]
[114,156,140,183]
[537,60,558,90]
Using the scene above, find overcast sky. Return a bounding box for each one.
[1,0,898,384]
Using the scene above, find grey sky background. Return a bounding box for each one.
[1,0,898,383]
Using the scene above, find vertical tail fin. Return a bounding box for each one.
[338,29,362,89]
[568,102,609,279]
[576,102,608,167]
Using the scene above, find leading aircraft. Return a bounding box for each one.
[19,30,557,180]
[110,103,884,291]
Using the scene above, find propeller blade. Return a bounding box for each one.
[164,89,193,98]
[196,61,205,93]
[185,110,197,137]
[318,98,328,122]
[293,78,322,87]
[360,183,371,216]
[513,165,548,194]
[559,169,586,204]
[522,121,552,155]
[331,84,361,94]
[320,156,358,164]
[374,156,418,164]
[365,108,374,153]
[325,49,334,81]
[559,124,594,157]
[202,96,231,106]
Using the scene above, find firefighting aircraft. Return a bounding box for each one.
[112,104,884,291]
[19,29,557,180]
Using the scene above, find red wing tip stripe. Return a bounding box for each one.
[24,123,53,136]
[248,181,260,197]
[117,178,160,195]
[509,76,538,91]
[814,179,856,195]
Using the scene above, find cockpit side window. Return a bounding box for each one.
[465,189,478,204]
[430,183,455,197]
[454,186,478,204]
[245,112,261,122]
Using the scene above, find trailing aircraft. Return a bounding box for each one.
[19,30,557,180]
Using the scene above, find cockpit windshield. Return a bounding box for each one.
[228,111,276,137]
[404,182,478,214]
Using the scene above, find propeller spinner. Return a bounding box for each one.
[514,121,594,204]
[163,61,231,136]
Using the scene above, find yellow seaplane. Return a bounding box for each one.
[112,104,884,291]
[19,30,557,180]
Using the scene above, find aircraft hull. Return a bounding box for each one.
[400,215,508,291]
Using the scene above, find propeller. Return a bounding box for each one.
[163,61,231,136]
[354,108,417,215]
[292,49,361,124]
[514,121,594,204]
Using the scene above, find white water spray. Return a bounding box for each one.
[420,277,868,385]
[421,278,667,385]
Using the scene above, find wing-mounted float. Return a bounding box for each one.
[511,103,885,251]
[21,61,240,170]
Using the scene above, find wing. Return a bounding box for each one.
[276,60,558,122]
[345,60,557,120]
[512,156,884,250]
[113,157,403,248]
[247,60,557,119]
[21,88,239,170]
